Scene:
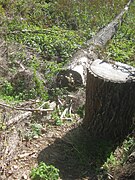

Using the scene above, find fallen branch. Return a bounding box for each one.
[60,108,68,119]
[7,111,32,126]
[4,129,19,159]
[0,102,53,112]
[61,117,72,121]
[0,28,69,35]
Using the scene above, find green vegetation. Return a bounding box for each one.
[65,129,135,179]
[0,0,128,30]
[30,162,60,180]
[0,74,48,100]
[0,0,131,101]
[0,0,135,179]
[105,1,135,66]
[1,80,13,96]
[28,123,43,139]
[103,137,135,171]
[51,109,63,126]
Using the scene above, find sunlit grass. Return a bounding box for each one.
[105,0,135,66]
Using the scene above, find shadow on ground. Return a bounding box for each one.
[38,124,123,180]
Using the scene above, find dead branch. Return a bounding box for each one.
[0,102,53,112]
[15,61,26,71]
[0,41,6,48]
[0,28,69,35]
[60,108,68,119]
[7,111,32,126]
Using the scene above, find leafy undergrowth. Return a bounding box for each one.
[105,0,135,67]
[0,0,130,101]
[0,0,131,102]
[0,0,135,180]
[4,0,129,66]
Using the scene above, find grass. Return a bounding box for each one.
[105,0,135,66]
[1,0,129,63]
[0,0,131,101]
[0,1,135,178]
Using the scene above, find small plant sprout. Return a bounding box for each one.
[30,162,60,180]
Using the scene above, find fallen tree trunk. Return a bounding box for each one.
[56,0,132,89]
[84,59,135,139]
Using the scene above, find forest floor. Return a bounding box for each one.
[0,38,96,180]
[0,24,135,180]
[1,99,134,180]
[0,1,135,179]
[1,112,98,180]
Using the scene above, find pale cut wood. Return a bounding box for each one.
[89,59,135,83]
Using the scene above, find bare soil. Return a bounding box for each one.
[0,114,97,180]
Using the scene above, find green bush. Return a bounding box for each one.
[30,162,60,180]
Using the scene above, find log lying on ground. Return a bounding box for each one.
[87,0,132,47]
[56,0,132,89]
[84,59,135,139]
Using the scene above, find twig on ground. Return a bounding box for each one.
[0,102,53,112]
[60,108,68,119]
[7,111,32,126]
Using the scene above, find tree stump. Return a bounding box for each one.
[84,59,135,140]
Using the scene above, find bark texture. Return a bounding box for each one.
[84,59,135,139]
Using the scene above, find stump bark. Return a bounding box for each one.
[84,59,135,139]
